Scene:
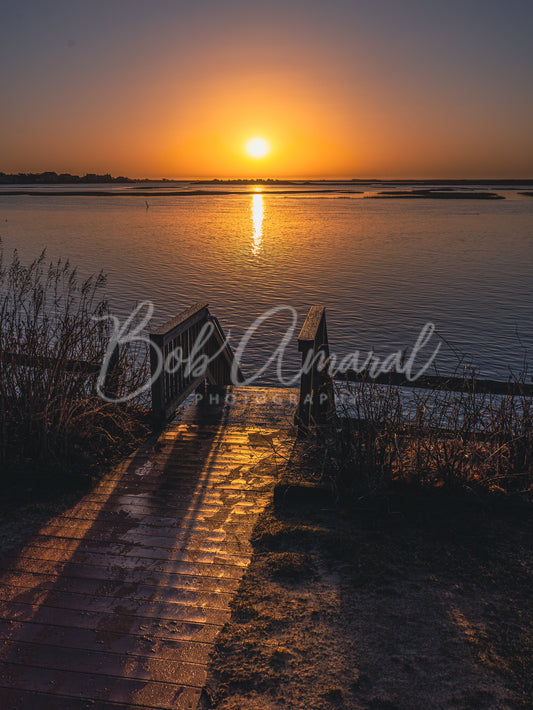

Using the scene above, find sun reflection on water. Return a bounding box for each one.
[251,193,264,255]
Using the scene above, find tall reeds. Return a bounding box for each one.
[326,375,532,500]
[0,247,148,479]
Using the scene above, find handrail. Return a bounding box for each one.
[207,313,244,385]
[335,369,533,397]
[0,351,101,374]
[295,306,335,430]
[0,344,120,398]
[149,303,243,423]
[295,306,533,433]
[149,302,208,338]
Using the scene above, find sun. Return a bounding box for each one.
[246,137,270,159]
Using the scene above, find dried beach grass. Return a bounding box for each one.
[0,246,149,479]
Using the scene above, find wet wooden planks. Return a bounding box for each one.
[0,386,296,709]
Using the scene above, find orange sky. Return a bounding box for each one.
[1,1,532,179]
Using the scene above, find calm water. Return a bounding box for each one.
[1,183,532,384]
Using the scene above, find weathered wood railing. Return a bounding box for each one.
[295,306,335,430]
[335,369,533,397]
[0,345,120,397]
[295,305,533,433]
[149,302,244,423]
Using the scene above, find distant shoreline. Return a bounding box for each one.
[0,188,365,197]
[1,172,533,187]
[0,187,517,199]
[2,175,533,200]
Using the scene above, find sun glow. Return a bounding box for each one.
[246,137,270,159]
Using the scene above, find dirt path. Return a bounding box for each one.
[202,494,533,709]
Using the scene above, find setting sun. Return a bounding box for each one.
[246,137,270,159]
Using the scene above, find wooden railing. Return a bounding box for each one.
[0,344,120,398]
[295,306,335,430]
[149,303,243,423]
[335,369,533,397]
[295,305,533,432]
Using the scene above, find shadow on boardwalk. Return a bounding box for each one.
[0,386,297,709]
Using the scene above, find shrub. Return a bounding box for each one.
[323,375,533,500]
[0,247,149,479]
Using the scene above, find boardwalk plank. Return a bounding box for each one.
[0,387,296,709]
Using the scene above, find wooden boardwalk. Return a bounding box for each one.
[0,386,297,709]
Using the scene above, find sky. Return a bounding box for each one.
[1,0,532,179]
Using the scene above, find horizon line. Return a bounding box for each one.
[2,171,533,184]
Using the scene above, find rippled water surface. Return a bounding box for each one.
[1,185,532,383]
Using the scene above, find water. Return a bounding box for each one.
[1,183,532,384]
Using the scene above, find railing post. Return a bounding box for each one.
[296,306,335,433]
[149,332,165,423]
[102,342,121,400]
[316,315,334,422]
[297,341,314,429]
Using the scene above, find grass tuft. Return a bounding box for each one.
[0,246,149,481]
[308,375,533,502]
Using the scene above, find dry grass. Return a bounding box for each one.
[0,247,149,480]
[318,377,533,502]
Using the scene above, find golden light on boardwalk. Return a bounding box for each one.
[246,137,270,159]
[0,387,296,708]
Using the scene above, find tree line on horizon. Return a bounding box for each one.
[1,172,531,186]
[0,171,135,185]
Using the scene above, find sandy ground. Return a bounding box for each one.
[200,494,532,710]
